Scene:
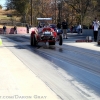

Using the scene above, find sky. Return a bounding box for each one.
[0,0,6,8]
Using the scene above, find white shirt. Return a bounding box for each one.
[93,21,100,31]
[77,24,81,29]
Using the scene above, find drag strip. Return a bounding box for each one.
[4,35,100,75]
[1,34,100,100]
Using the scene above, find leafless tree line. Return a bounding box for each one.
[6,0,100,27]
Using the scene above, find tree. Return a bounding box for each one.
[63,0,92,25]
[0,5,2,9]
[6,0,100,26]
[6,0,30,23]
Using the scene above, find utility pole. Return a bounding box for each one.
[58,3,61,22]
[61,1,62,23]
[80,0,82,27]
[31,0,33,26]
[55,0,56,24]
[42,0,43,17]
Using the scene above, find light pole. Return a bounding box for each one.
[58,3,60,22]
[55,0,57,24]
[57,0,62,23]
[30,0,33,26]
[80,0,82,28]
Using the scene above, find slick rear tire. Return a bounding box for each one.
[30,35,37,46]
[59,34,63,45]
[30,36,33,46]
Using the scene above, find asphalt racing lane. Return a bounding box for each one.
[1,34,100,100]
[35,45,100,98]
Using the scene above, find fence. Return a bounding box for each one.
[0,20,28,27]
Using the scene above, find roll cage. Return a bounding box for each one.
[37,18,52,28]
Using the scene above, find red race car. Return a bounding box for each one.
[30,18,63,46]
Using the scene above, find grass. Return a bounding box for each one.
[0,9,22,27]
[0,15,11,20]
[0,9,20,21]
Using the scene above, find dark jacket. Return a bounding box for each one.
[57,22,61,29]
[62,21,68,29]
[14,26,17,30]
[3,26,6,31]
[26,24,29,29]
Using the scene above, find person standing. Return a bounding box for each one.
[77,23,82,34]
[13,25,17,34]
[26,24,29,33]
[92,18,100,42]
[71,25,74,33]
[57,22,63,34]
[62,19,68,39]
[57,22,61,29]
[3,24,6,34]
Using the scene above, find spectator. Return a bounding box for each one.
[38,22,43,28]
[77,23,82,34]
[57,22,61,29]
[92,17,100,42]
[3,24,6,34]
[62,19,68,39]
[13,25,17,34]
[57,22,63,34]
[29,24,32,28]
[71,25,74,33]
[26,24,29,33]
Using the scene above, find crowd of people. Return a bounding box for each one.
[56,17,100,42]
[1,24,31,34]
[2,24,17,34]
[56,19,82,39]
[1,17,100,42]
[57,19,68,39]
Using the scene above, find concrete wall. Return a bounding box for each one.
[82,29,93,36]
[0,28,99,35]
[82,29,100,41]
[82,29,100,36]
[0,27,27,34]
[0,27,35,34]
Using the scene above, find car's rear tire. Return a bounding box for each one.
[59,34,63,45]
[30,36,33,46]
[30,35,37,46]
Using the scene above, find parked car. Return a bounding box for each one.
[72,26,78,33]
[49,24,57,31]
[67,28,71,33]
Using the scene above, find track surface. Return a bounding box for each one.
[1,34,100,100]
